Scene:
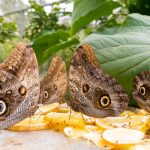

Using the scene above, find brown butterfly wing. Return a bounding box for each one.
[39,56,67,104]
[0,42,40,129]
[69,44,129,118]
[133,71,150,112]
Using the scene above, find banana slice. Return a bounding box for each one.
[9,115,49,131]
[103,128,145,144]
[35,103,59,115]
[96,115,150,132]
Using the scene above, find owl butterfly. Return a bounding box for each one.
[39,56,67,104]
[0,42,40,129]
[133,71,150,112]
[69,44,129,118]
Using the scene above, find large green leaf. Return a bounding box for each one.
[82,13,150,106]
[71,0,120,35]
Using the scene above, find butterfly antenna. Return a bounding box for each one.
[54,88,67,107]
[56,88,66,101]
[80,112,87,124]
[36,105,43,120]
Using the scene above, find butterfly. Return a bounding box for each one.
[69,44,129,118]
[39,56,67,105]
[0,42,40,129]
[133,71,150,112]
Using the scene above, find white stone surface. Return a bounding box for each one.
[0,130,99,150]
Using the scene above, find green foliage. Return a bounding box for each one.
[25,0,70,39]
[71,0,120,35]
[33,30,69,46]
[0,17,17,43]
[26,0,76,66]
[32,30,74,64]
[31,0,122,65]
[44,37,79,58]
[0,41,17,63]
[0,17,17,63]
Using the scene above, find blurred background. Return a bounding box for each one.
[0,0,74,73]
[0,0,150,106]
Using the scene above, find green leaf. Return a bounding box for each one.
[32,43,49,65]
[71,0,120,35]
[82,13,150,106]
[44,37,79,58]
[32,30,69,45]
[99,13,150,35]
[32,30,70,64]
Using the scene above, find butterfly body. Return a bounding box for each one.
[133,71,150,112]
[69,44,129,118]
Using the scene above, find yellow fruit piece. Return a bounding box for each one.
[34,103,59,115]
[57,107,70,113]
[121,110,136,117]
[136,109,148,115]
[45,112,85,131]
[58,108,69,113]
[103,128,145,144]
[64,127,85,138]
[57,103,70,113]
[130,144,150,150]
[82,114,96,125]
[64,127,105,148]
[129,139,150,150]
[84,125,100,132]
[9,115,49,131]
[96,115,150,132]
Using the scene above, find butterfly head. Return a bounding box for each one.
[133,71,150,112]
